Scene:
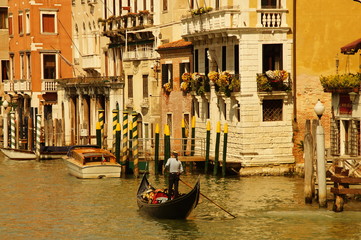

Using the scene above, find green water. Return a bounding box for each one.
[0,156,360,240]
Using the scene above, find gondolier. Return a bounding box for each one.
[165,151,184,198]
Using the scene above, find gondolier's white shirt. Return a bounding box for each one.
[165,158,184,174]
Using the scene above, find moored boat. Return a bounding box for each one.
[63,146,121,179]
[40,146,71,160]
[137,174,200,219]
[0,148,37,160]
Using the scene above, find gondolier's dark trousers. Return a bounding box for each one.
[168,173,180,198]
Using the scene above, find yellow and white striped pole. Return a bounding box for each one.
[36,114,42,158]
[10,111,15,149]
[121,111,128,177]
[112,109,119,152]
[132,113,139,177]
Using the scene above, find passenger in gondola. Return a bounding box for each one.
[165,151,184,199]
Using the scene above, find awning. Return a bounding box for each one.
[38,93,57,105]
[341,38,361,55]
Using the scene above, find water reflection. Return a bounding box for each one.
[2,156,361,240]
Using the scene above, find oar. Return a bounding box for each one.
[180,179,236,218]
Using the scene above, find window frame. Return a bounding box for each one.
[0,7,8,29]
[41,52,57,80]
[18,11,23,35]
[40,9,58,34]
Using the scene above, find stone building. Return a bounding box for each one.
[180,0,295,174]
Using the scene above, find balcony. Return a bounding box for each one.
[101,11,154,37]
[13,79,31,92]
[256,9,288,28]
[3,80,14,92]
[82,54,101,69]
[257,71,292,92]
[182,8,242,36]
[42,79,57,92]
[123,48,158,61]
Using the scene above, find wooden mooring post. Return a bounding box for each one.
[304,120,314,204]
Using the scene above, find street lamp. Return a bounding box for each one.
[314,99,327,208]
[314,99,325,120]
[349,92,358,103]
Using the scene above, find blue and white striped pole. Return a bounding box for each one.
[10,111,15,149]
[36,114,41,158]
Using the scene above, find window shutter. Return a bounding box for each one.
[169,64,173,87]
[43,14,55,33]
[161,64,168,85]
[350,120,359,156]
[330,119,340,156]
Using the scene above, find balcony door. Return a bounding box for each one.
[262,44,282,72]
[261,0,281,9]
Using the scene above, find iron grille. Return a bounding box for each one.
[263,99,283,121]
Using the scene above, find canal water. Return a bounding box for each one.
[1,156,361,240]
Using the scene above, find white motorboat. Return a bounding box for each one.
[63,146,121,179]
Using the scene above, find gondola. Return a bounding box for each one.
[137,174,200,219]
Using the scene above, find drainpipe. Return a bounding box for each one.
[292,0,297,122]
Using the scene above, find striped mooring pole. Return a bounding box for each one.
[154,124,160,175]
[190,116,196,156]
[181,118,187,156]
[121,111,128,177]
[164,124,171,166]
[98,108,105,141]
[132,113,139,177]
[115,123,121,164]
[10,111,15,149]
[213,121,221,176]
[222,123,228,177]
[35,114,41,158]
[205,120,211,174]
[112,109,119,153]
[96,122,102,148]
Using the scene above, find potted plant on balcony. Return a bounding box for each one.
[257,70,290,92]
[181,72,192,94]
[320,73,361,93]
[163,82,172,94]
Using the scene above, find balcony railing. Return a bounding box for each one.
[123,49,158,60]
[256,9,288,28]
[59,76,124,85]
[42,79,57,92]
[102,12,154,33]
[82,54,101,69]
[13,79,31,92]
[182,8,241,35]
[257,71,292,92]
[3,80,14,92]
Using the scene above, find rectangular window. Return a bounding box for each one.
[43,54,56,79]
[134,0,138,12]
[25,11,30,34]
[161,63,173,86]
[0,8,8,29]
[205,48,209,76]
[194,49,198,72]
[261,0,281,8]
[143,74,148,98]
[163,0,168,11]
[179,62,190,83]
[190,0,194,9]
[143,0,146,9]
[18,13,23,34]
[26,53,31,79]
[215,0,220,9]
[42,13,56,33]
[234,45,239,75]
[262,44,283,72]
[128,75,133,98]
[167,113,172,135]
[20,54,24,79]
[151,0,154,12]
[263,99,283,121]
[222,46,227,71]
[8,15,12,35]
[1,60,9,81]
[10,54,14,79]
